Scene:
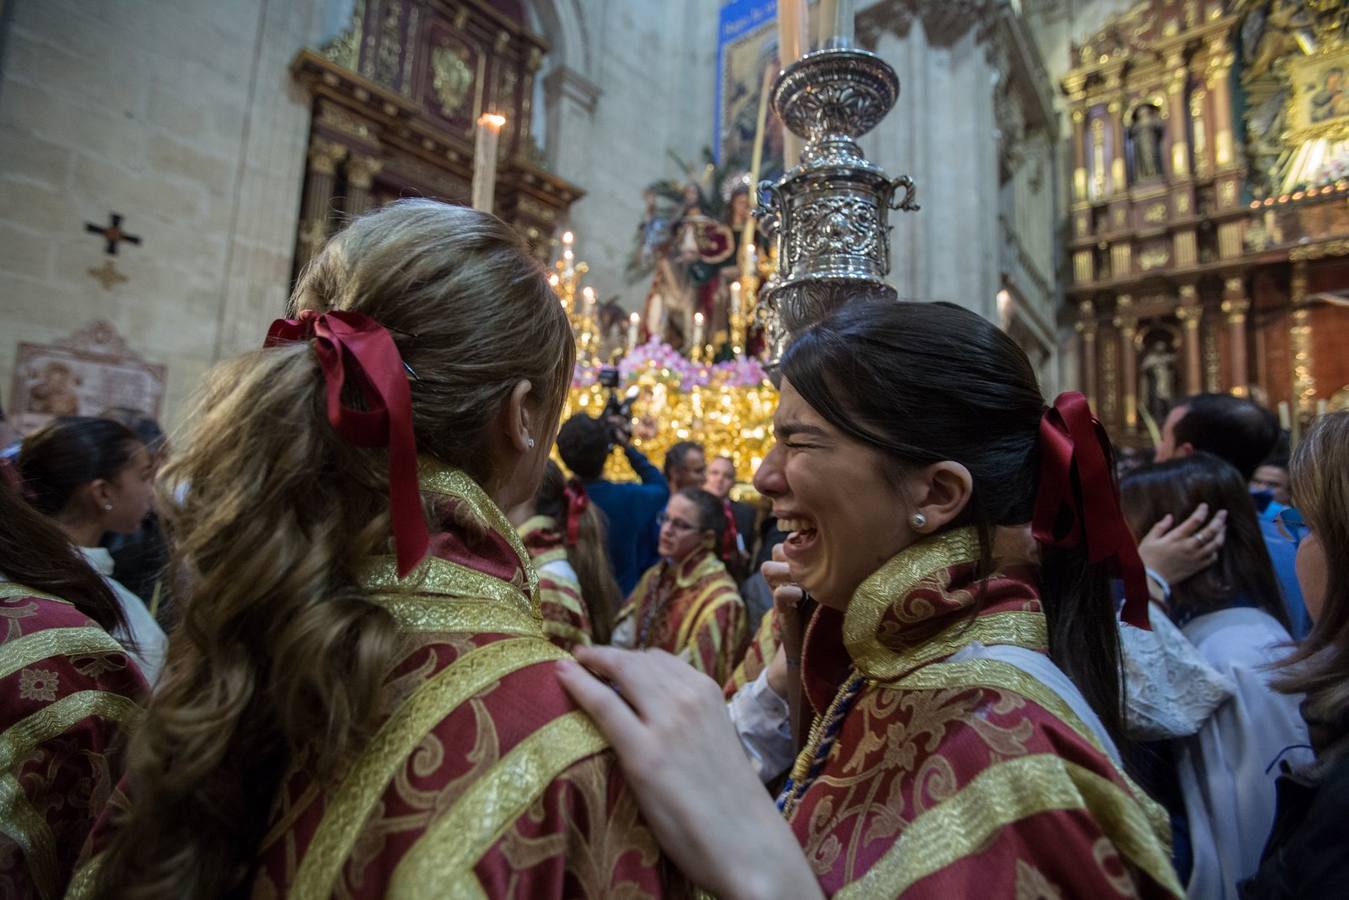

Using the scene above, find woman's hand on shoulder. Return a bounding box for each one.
[557,645,821,900]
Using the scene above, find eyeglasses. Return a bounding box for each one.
[1274,507,1308,547]
[657,512,699,534]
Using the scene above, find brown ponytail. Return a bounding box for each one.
[536,460,620,643]
[95,200,573,899]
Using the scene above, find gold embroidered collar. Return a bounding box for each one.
[357,460,544,637]
[667,548,726,590]
[843,527,1048,682]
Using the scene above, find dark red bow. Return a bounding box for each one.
[563,478,589,546]
[1032,392,1150,629]
[721,498,740,561]
[265,309,429,577]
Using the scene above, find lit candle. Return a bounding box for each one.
[776,0,806,68]
[692,312,705,360]
[471,113,506,213]
[627,312,641,353]
[1317,399,1328,418]
[730,282,742,320]
[581,286,596,320]
[1277,401,1291,430]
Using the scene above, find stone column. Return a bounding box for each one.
[1176,284,1203,395]
[345,154,384,216]
[1077,299,1099,410]
[1165,50,1190,179]
[1114,294,1139,433]
[1220,276,1251,397]
[1207,37,1237,170]
[297,137,348,271]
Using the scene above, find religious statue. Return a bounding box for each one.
[1130,103,1166,182]
[1140,336,1179,426]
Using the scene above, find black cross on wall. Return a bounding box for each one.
[85,213,141,255]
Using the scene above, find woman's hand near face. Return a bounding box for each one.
[557,646,822,900]
[1137,503,1228,585]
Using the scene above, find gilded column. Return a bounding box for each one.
[1165,50,1190,179]
[1115,294,1139,433]
[345,154,384,216]
[1190,88,1210,180]
[1177,284,1203,395]
[1105,66,1127,195]
[1066,75,1089,204]
[1077,300,1099,410]
[1289,260,1316,418]
[1207,37,1236,170]
[297,137,348,270]
[1220,276,1251,397]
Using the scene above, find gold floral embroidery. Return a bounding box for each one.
[0,627,122,682]
[1014,858,1064,900]
[834,753,1181,898]
[19,668,59,703]
[289,637,566,900]
[387,710,609,898]
[843,529,981,677]
[361,555,538,628]
[497,753,660,899]
[417,460,539,605]
[0,770,60,900]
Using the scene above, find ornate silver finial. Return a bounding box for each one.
[754,47,920,364]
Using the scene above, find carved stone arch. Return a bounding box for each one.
[527,0,594,80]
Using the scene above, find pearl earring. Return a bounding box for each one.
[910,512,927,530]
[104,503,114,511]
[527,437,536,449]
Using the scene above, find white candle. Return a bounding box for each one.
[1277,401,1291,430]
[471,113,506,213]
[776,0,805,68]
[729,282,742,319]
[1317,399,1328,418]
[581,286,596,320]
[627,312,641,353]
[692,312,705,360]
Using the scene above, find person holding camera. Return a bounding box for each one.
[557,411,669,595]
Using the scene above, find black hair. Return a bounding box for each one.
[781,298,1128,744]
[100,407,165,454]
[1171,393,1279,480]
[18,416,145,516]
[664,441,704,479]
[675,486,729,562]
[556,413,610,480]
[1122,453,1288,628]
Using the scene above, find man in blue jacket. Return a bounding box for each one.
[556,412,669,596]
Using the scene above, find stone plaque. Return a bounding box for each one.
[8,320,166,434]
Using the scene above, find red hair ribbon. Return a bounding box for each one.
[563,478,589,546]
[1031,392,1150,630]
[721,498,739,561]
[265,309,429,577]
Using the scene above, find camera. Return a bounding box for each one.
[598,366,638,444]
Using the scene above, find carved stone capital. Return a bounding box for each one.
[857,0,996,50]
[544,65,600,114]
[308,137,348,176]
[346,154,384,189]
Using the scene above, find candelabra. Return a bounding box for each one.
[550,230,599,366]
[754,47,920,363]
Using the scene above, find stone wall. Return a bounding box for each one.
[0,0,326,429]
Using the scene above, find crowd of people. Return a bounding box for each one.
[1,199,1345,899]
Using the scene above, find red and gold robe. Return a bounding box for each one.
[616,549,748,685]
[782,528,1183,898]
[517,515,593,653]
[724,609,779,699]
[69,464,670,899]
[0,583,145,900]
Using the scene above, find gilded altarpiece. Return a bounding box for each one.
[290,0,581,275]
[1063,0,1349,444]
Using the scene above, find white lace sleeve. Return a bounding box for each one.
[727,668,795,783]
[1120,603,1236,740]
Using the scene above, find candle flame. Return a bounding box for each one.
[629,312,640,323]
[479,113,506,129]
[562,230,574,244]
[583,286,595,299]
[694,312,704,322]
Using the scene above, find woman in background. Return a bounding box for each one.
[0,478,144,898]
[511,459,621,649]
[613,486,747,684]
[1122,452,1308,899]
[1242,411,1349,897]
[18,416,166,682]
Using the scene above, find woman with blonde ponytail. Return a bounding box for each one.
[72,200,670,899]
